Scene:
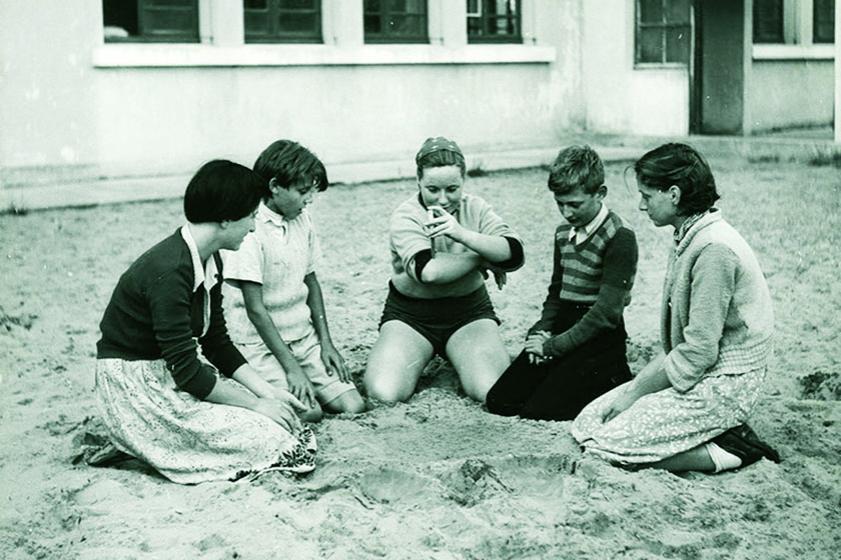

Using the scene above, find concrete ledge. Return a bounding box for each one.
[10,133,839,213]
[0,144,639,212]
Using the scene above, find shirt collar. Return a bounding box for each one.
[180,224,219,293]
[258,200,293,227]
[568,203,609,242]
[674,211,709,245]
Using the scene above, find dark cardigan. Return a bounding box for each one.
[97,230,246,399]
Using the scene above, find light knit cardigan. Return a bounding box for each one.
[661,210,774,392]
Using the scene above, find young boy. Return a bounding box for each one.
[486,145,638,420]
[221,140,366,420]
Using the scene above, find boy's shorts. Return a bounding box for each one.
[379,282,500,355]
[235,328,357,406]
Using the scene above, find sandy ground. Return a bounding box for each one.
[1,158,839,559]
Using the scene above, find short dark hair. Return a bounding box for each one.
[547,145,604,194]
[415,136,466,179]
[253,140,328,195]
[634,143,720,215]
[183,160,263,223]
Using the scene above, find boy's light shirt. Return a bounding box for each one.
[180,224,219,338]
[568,203,608,245]
[220,201,320,345]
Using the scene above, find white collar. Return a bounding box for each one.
[258,200,300,227]
[180,224,219,293]
[568,203,609,243]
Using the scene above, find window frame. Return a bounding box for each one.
[812,0,836,44]
[103,0,200,44]
[467,0,523,44]
[363,0,429,44]
[244,0,323,44]
[633,0,692,66]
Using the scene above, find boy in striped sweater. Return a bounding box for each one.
[486,145,638,420]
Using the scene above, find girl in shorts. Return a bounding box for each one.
[363,137,524,404]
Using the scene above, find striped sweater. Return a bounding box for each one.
[530,210,638,357]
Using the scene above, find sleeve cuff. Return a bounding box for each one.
[180,367,218,400]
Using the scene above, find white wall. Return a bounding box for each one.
[581,0,689,136]
[749,59,835,131]
[0,0,585,183]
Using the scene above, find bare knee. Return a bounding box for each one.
[364,376,413,404]
[299,404,323,423]
[324,391,367,414]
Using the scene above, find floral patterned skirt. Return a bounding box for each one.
[94,358,316,484]
[570,368,765,465]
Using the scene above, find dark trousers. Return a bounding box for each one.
[486,303,632,421]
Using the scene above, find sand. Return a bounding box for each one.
[1,159,839,559]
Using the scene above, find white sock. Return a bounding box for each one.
[705,442,743,473]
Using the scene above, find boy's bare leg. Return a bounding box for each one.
[323,390,366,414]
[446,319,510,403]
[363,321,433,403]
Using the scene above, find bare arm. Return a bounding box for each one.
[304,272,349,381]
[601,351,670,422]
[419,252,484,284]
[238,280,316,406]
[205,363,305,433]
[426,208,512,263]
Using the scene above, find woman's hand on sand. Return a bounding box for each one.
[424,206,466,242]
[601,386,640,423]
[252,396,305,433]
[524,331,551,362]
[321,341,351,383]
[286,365,317,408]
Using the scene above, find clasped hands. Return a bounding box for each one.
[524,330,552,365]
[423,205,507,289]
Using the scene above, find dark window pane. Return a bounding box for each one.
[277,12,318,33]
[245,12,271,34]
[753,0,784,43]
[280,0,315,8]
[364,14,382,34]
[638,27,663,63]
[467,0,480,14]
[389,0,425,13]
[468,0,520,42]
[639,0,663,24]
[667,0,690,24]
[143,10,195,35]
[103,0,139,36]
[245,0,268,8]
[366,0,382,12]
[386,14,424,35]
[813,0,835,43]
[467,16,482,35]
[666,26,690,63]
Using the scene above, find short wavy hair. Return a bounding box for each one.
[547,145,604,195]
[634,143,720,215]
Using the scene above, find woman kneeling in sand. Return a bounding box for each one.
[572,143,780,473]
[94,160,315,483]
[364,137,524,404]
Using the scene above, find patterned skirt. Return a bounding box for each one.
[94,358,316,484]
[570,368,765,465]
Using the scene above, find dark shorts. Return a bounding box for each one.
[379,282,500,355]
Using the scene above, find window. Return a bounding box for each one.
[753,0,784,43]
[635,0,691,64]
[364,0,428,43]
[467,0,521,43]
[102,0,199,43]
[813,0,835,43]
[244,0,322,43]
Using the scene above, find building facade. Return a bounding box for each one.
[1,0,838,186]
